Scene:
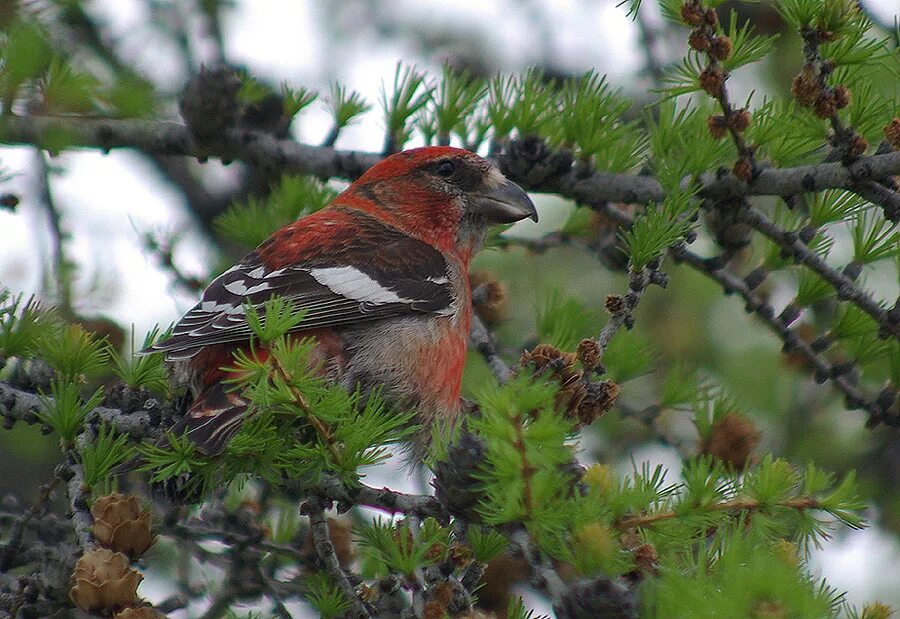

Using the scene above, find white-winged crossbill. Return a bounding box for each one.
[148,146,537,454]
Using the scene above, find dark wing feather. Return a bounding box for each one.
[146,222,454,359]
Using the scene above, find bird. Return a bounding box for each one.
[147,146,537,455]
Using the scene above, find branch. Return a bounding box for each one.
[64,444,96,552]
[34,150,74,316]
[596,267,660,352]
[670,243,895,425]
[0,380,162,441]
[469,312,514,383]
[509,528,567,602]
[304,501,371,619]
[4,115,900,206]
[739,207,897,339]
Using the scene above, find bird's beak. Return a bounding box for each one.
[470,179,539,224]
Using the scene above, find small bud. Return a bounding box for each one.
[699,412,761,471]
[883,118,900,150]
[69,549,143,612]
[448,542,473,567]
[632,542,659,576]
[470,271,509,325]
[813,94,836,119]
[575,522,619,564]
[709,36,733,61]
[755,601,788,617]
[775,539,800,569]
[359,583,379,604]
[707,115,728,139]
[703,8,718,26]
[688,28,711,51]
[91,494,155,559]
[732,158,753,183]
[791,65,820,107]
[728,108,751,133]
[179,65,242,141]
[699,66,725,97]
[849,133,869,157]
[604,295,625,314]
[575,338,601,371]
[521,344,575,371]
[818,29,837,42]
[574,380,619,426]
[583,464,615,495]
[680,3,704,26]
[833,85,851,109]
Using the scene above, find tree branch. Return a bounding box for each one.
[304,501,371,619]
[670,243,895,425]
[3,115,900,206]
[0,380,161,441]
[739,207,897,339]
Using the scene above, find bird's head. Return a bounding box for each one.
[339,146,538,257]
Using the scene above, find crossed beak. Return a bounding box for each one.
[470,179,539,224]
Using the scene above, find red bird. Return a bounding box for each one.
[149,146,537,454]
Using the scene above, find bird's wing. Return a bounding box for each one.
[146,216,455,359]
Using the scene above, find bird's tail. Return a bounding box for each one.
[169,382,250,455]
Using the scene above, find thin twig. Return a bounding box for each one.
[509,528,567,602]
[739,207,896,339]
[469,312,514,383]
[0,474,61,570]
[269,354,344,466]
[670,242,891,422]
[33,150,73,316]
[596,268,653,352]
[65,438,96,552]
[305,502,371,619]
[616,496,820,529]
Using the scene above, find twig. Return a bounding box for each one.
[739,207,897,339]
[670,243,892,423]
[0,380,161,441]
[616,496,819,529]
[634,2,666,86]
[509,528,566,602]
[269,354,344,466]
[596,267,657,352]
[469,313,514,383]
[197,586,236,619]
[142,232,206,294]
[305,502,371,619]
[65,440,96,551]
[34,150,74,316]
[405,514,428,618]
[0,474,60,570]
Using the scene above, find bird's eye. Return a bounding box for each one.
[436,160,456,178]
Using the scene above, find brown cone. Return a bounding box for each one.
[92,493,155,559]
[70,549,143,612]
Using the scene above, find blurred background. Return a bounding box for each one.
[0,0,898,612]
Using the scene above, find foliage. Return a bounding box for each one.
[214,174,337,248]
[0,0,898,618]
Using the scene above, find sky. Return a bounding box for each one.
[0,0,899,615]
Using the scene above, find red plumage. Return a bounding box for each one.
[149,146,537,454]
